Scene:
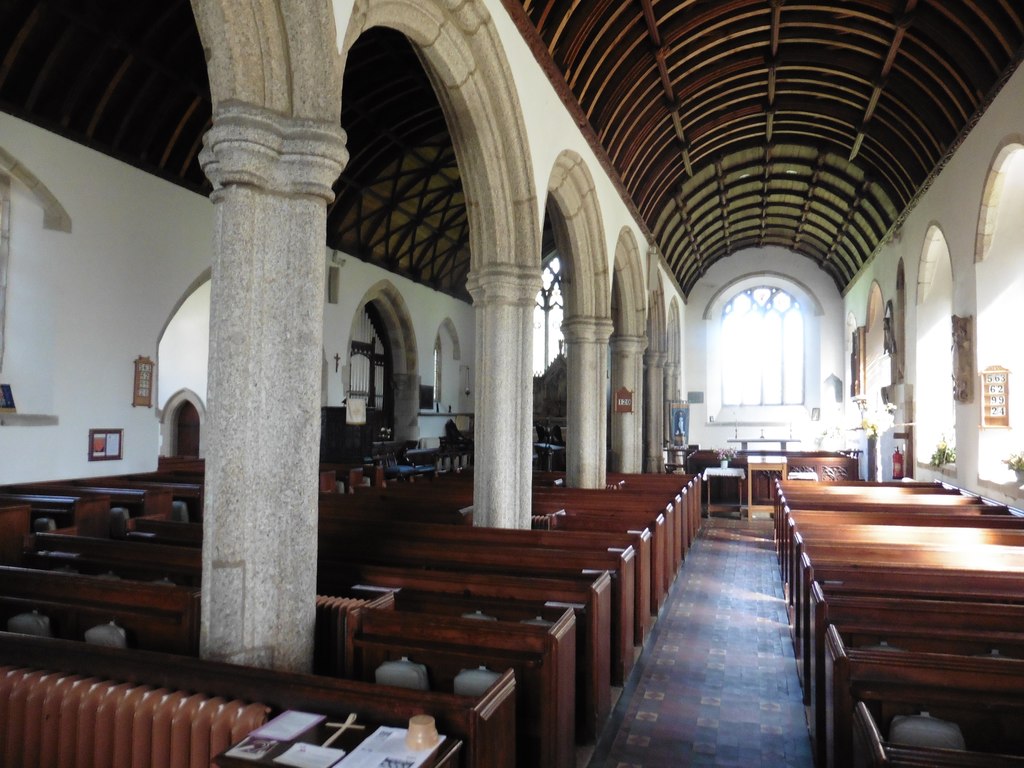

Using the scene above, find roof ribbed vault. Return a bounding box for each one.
[2,2,1022,298]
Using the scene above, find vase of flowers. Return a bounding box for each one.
[1004,452,1024,485]
[715,447,737,468]
[929,435,956,467]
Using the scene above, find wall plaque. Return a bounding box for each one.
[614,387,633,413]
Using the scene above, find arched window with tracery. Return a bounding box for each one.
[533,256,564,375]
[721,286,804,406]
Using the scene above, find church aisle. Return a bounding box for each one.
[587,518,814,767]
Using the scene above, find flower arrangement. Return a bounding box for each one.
[1004,452,1024,472]
[715,447,737,462]
[929,435,956,467]
[860,402,897,438]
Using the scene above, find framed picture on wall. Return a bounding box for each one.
[667,401,689,446]
[88,428,123,461]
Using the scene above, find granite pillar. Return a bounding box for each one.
[644,350,667,473]
[563,316,614,488]
[609,334,647,473]
[466,263,539,528]
[198,104,347,672]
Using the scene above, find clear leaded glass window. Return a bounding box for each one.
[533,256,564,375]
[721,286,803,405]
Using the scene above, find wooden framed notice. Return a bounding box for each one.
[980,366,1010,429]
[89,428,123,461]
[132,356,154,407]
[614,387,633,413]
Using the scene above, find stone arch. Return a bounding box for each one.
[352,280,418,379]
[545,150,610,319]
[894,259,906,384]
[667,298,682,369]
[864,281,888,409]
[156,269,213,350]
[915,225,954,472]
[433,316,462,412]
[975,135,1024,263]
[647,271,666,352]
[351,280,420,441]
[0,146,72,232]
[191,0,342,121]
[341,0,540,277]
[917,224,949,305]
[160,389,207,458]
[611,228,647,337]
[341,0,540,527]
[701,271,826,319]
[438,317,461,361]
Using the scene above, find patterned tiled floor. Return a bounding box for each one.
[587,517,814,767]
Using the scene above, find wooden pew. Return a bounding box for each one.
[606,471,701,558]
[852,700,1024,767]
[350,606,575,768]
[534,494,671,612]
[0,632,517,768]
[0,504,32,565]
[81,475,205,522]
[125,516,203,546]
[534,485,681,584]
[825,623,1024,768]
[807,582,1024,765]
[542,511,653,641]
[316,520,636,685]
[783,510,1022,619]
[777,505,1022,590]
[3,483,174,521]
[793,538,1024,694]
[319,491,474,525]
[775,484,996,549]
[0,492,111,539]
[0,565,200,655]
[320,508,649,650]
[317,563,611,744]
[23,532,202,585]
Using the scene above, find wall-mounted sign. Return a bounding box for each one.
[980,365,1010,429]
[614,387,633,413]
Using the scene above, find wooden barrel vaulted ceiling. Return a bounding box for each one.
[1,2,1022,298]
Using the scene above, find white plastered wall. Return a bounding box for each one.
[844,63,1024,504]
[0,112,214,483]
[683,246,846,452]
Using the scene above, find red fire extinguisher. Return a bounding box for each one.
[892,445,904,480]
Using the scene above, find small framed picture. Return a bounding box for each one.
[667,401,689,446]
[811,407,820,421]
[89,429,123,461]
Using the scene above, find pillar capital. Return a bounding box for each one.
[465,263,540,308]
[610,333,648,356]
[562,315,614,345]
[200,102,348,202]
[644,349,667,368]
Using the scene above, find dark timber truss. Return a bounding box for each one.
[2,1,1022,299]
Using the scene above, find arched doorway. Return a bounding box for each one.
[176,401,201,458]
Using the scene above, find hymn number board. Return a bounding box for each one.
[980,366,1010,429]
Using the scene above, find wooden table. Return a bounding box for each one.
[747,455,787,519]
[701,467,746,517]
